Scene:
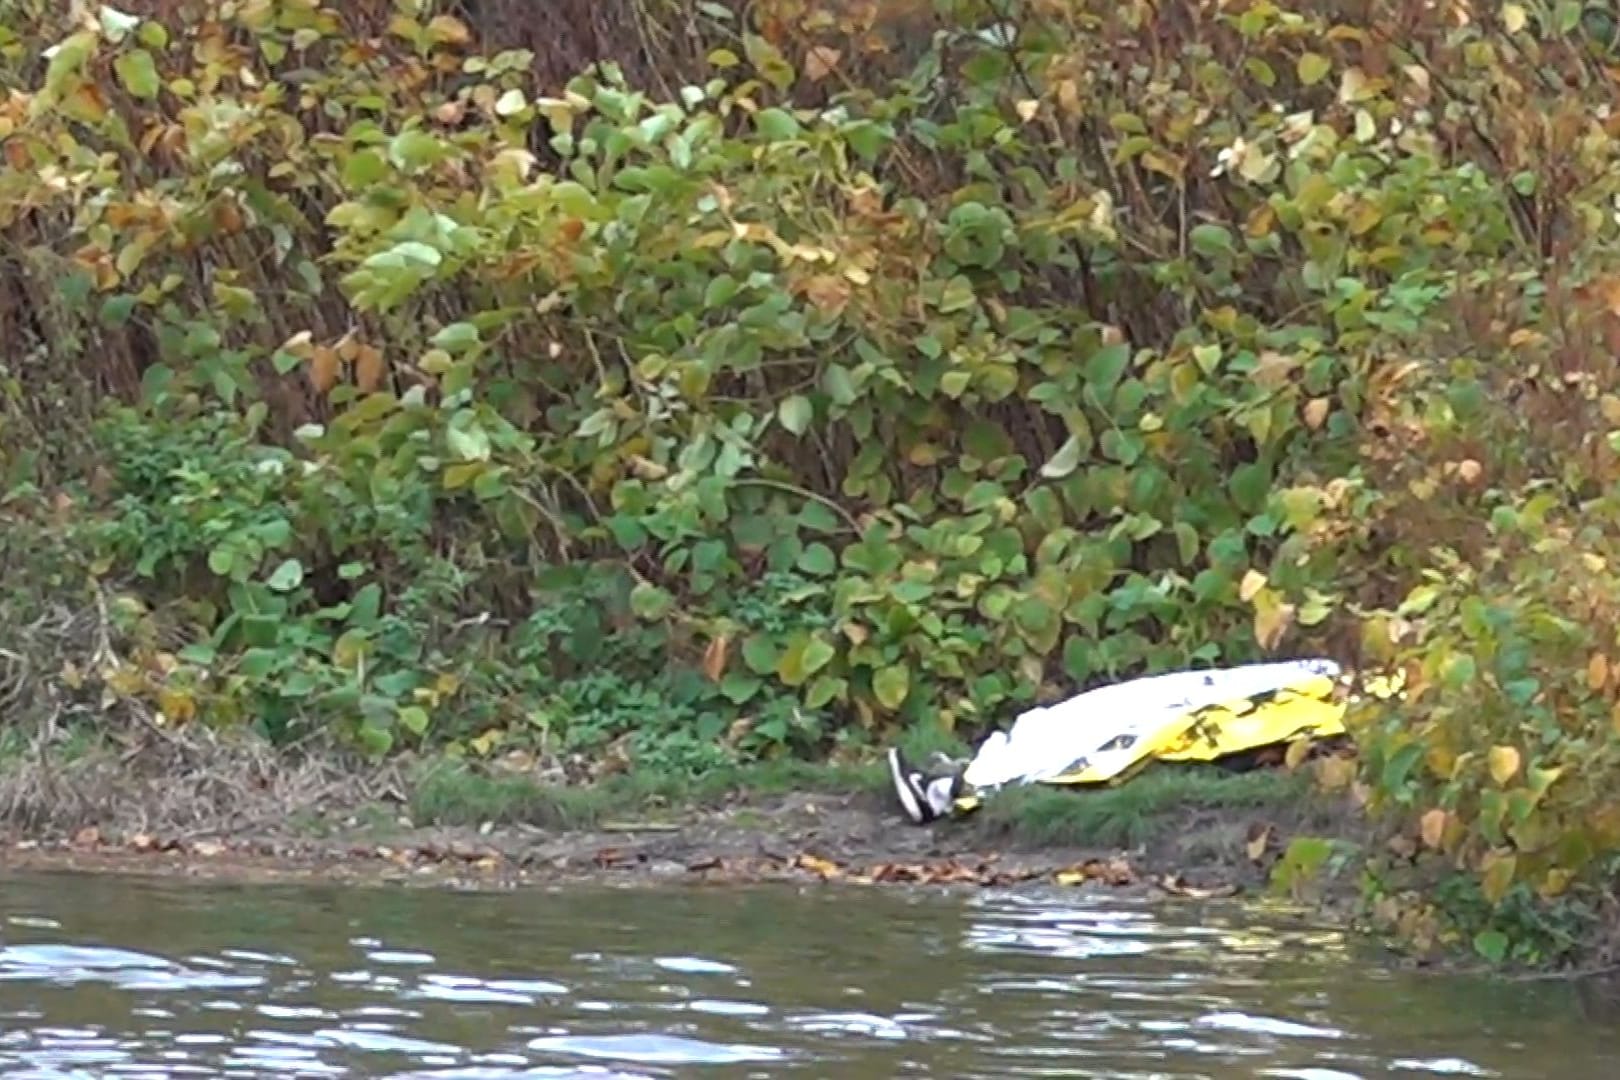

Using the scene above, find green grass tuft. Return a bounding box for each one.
[969,765,1312,849]
[405,756,890,829]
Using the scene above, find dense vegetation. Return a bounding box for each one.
[5,0,1620,962]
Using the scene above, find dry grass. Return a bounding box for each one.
[0,583,395,839]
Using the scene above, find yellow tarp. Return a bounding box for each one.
[949,670,1400,816]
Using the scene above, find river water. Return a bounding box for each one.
[0,871,1611,1078]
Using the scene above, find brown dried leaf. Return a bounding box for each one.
[1419,807,1447,850]
[353,344,387,393]
[702,635,730,683]
[308,345,339,394]
[1590,652,1610,691]
[802,273,851,315]
[803,45,841,82]
[1245,823,1274,862]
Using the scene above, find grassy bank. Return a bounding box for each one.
[0,718,1363,905]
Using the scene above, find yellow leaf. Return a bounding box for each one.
[795,853,842,879]
[1502,2,1528,33]
[1480,850,1517,904]
[1015,99,1039,122]
[426,14,471,44]
[1303,397,1329,429]
[1487,745,1522,786]
[1539,867,1574,899]
[1590,652,1611,691]
[1419,808,1447,850]
[1284,738,1312,770]
[1254,596,1296,650]
[1239,569,1268,602]
[1314,754,1356,791]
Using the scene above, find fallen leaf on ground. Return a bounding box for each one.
[1245,823,1275,862]
[191,839,225,858]
[1154,874,1239,899]
[1054,858,1135,887]
[71,826,100,848]
[794,853,843,879]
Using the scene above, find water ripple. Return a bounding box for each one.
[0,875,1602,1077]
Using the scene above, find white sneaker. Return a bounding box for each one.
[887,747,961,824]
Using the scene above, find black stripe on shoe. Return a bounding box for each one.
[887,747,936,825]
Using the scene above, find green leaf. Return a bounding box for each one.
[207,545,235,577]
[113,48,160,99]
[703,275,739,308]
[238,647,281,680]
[1040,434,1085,479]
[797,542,837,576]
[446,420,491,461]
[266,557,304,592]
[1084,343,1131,399]
[1173,522,1200,565]
[1381,742,1425,796]
[431,322,480,350]
[1472,929,1509,964]
[778,394,813,435]
[398,706,430,736]
[822,365,857,406]
[873,663,910,710]
[342,148,389,188]
[806,675,845,708]
[721,673,762,703]
[388,128,447,171]
[753,107,801,140]
[1189,223,1236,258]
[629,581,675,620]
[1063,636,1092,682]
[742,634,780,675]
[778,634,834,687]
[1296,52,1331,86]
[742,32,795,90]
